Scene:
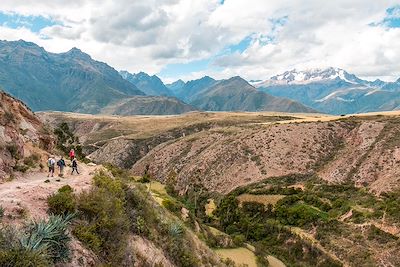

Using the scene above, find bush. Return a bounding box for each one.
[0,206,4,219]
[47,186,76,215]
[0,247,50,267]
[162,198,182,213]
[23,154,40,168]
[13,165,29,173]
[138,175,150,183]
[3,111,15,124]
[6,144,20,160]
[73,173,129,264]
[232,234,246,247]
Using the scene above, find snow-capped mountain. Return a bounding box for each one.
[256,67,372,87]
[255,67,400,114]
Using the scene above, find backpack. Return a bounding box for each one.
[48,159,53,167]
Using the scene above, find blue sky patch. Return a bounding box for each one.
[227,35,253,53]
[370,6,400,28]
[384,6,400,27]
[158,58,213,81]
[0,12,58,32]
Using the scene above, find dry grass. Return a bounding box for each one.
[40,111,299,142]
[267,255,287,267]
[237,194,285,207]
[205,199,217,217]
[214,247,258,267]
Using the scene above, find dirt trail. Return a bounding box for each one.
[0,162,100,224]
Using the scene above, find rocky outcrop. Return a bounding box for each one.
[0,91,54,179]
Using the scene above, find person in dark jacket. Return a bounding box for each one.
[71,157,79,175]
[57,156,66,177]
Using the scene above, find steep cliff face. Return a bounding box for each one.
[0,91,54,179]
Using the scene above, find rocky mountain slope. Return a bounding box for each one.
[256,67,400,114]
[100,95,197,115]
[132,73,316,113]
[0,40,195,115]
[0,40,144,113]
[189,76,316,113]
[0,90,53,179]
[166,79,185,93]
[120,71,173,96]
[170,76,217,102]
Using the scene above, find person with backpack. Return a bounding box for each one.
[71,157,79,175]
[47,156,55,177]
[57,156,66,177]
[69,149,75,160]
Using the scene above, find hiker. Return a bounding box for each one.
[57,156,66,177]
[69,149,75,160]
[71,157,79,175]
[47,155,55,177]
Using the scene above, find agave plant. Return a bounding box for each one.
[169,222,184,238]
[19,213,75,262]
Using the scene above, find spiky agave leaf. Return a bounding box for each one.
[169,222,184,238]
[19,213,75,262]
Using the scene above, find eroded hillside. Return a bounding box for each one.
[133,115,400,195]
[0,91,54,179]
[38,110,400,266]
[42,111,400,195]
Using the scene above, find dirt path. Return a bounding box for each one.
[0,162,100,224]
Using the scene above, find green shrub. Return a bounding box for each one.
[103,163,132,180]
[0,248,50,267]
[0,206,4,219]
[3,111,15,124]
[47,186,76,215]
[73,224,102,252]
[54,123,87,160]
[13,165,29,173]
[162,198,182,213]
[23,154,40,168]
[73,173,129,264]
[232,234,246,247]
[138,175,150,183]
[6,144,20,160]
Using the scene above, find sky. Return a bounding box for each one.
[0,1,399,83]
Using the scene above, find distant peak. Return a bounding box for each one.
[65,47,91,59]
[267,67,361,85]
[199,75,215,81]
[136,71,150,77]
[229,75,244,81]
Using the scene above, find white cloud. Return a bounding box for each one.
[0,0,399,81]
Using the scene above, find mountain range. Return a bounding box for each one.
[0,40,196,115]
[1,40,399,115]
[134,73,315,112]
[0,40,313,115]
[254,67,400,114]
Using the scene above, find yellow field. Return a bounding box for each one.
[215,247,286,267]
[237,194,285,207]
[214,247,258,267]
